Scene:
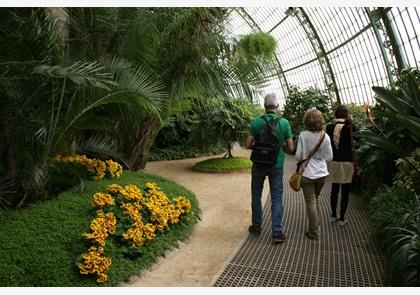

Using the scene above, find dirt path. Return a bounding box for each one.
[120,148,269,287]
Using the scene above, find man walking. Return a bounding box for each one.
[245,93,294,243]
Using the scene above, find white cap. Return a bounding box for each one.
[264,93,279,108]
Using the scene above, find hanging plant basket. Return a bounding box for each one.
[237,32,277,60]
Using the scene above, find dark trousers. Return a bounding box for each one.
[251,164,284,236]
[330,183,350,221]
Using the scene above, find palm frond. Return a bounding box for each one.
[19,163,48,207]
[0,172,14,211]
[76,135,127,165]
[101,55,168,110]
[119,19,160,72]
[33,61,116,90]
[0,8,63,63]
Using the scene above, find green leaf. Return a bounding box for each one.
[379,112,420,140]
[360,130,406,157]
[372,86,413,115]
[33,61,117,90]
[403,73,420,116]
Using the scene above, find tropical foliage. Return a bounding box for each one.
[358,69,420,196]
[0,7,275,208]
[369,185,420,286]
[194,97,263,158]
[282,86,332,140]
[152,96,263,160]
[359,69,420,286]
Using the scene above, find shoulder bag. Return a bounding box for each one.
[289,132,325,192]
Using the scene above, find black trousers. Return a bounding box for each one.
[330,183,350,221]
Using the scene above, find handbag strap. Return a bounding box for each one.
[302,131,326,170]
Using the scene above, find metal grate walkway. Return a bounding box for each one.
[211,172,385,287]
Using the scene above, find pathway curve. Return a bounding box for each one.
[122,148,266,286]
[122,148,385,287]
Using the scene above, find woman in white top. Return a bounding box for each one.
[295,109,333,240]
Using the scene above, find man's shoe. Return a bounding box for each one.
[248,225,261,236]
[272,233,286,243]
[330,216,338,222]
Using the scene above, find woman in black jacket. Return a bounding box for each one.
[326,105,354,226]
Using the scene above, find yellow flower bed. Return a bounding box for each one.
[53,154,123,180]
[77,182,192,284]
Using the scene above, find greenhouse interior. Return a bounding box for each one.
[0,5,419,288]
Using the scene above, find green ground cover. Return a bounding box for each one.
[193,157,252,172]
[0,171,200,287]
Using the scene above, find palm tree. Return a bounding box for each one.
[0,8,165,206]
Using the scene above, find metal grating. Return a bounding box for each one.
[212,171,385,287]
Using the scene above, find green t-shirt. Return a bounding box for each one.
[248,113,292,168]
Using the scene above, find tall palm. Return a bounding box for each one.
[0,8,166,206]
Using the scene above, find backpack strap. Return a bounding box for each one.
[261,115,280,124]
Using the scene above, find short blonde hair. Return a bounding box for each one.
[303,109,324,132]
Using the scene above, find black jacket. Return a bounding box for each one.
[326,122,354,162]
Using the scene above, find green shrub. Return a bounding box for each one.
[152,97,263,160]
[369,184,420,286]
[282,86,332,140]
[196,97,263,158]
[393,153,420,192]
[356,70,420,199]
[0,170,199,286]
[148,145,225,161]
[193,157,252,172]
[344,103,371,131]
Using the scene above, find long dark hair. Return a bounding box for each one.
[334,105,352,125]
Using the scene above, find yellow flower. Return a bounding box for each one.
[119,185,143,201]
[82,210,116,245]
[92,192,115,208]
[78,246,112,284]
[105,160,123,178]
[173,196,192,214]
[107,184,122,194]
[143,223,156,240]
[145,182,159,191]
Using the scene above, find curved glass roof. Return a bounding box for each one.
[226,7,420,109]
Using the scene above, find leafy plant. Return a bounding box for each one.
[344,103,371,132]
[356,70,420,198]
[361,70,420,158]
[194,97,263,158]
[393,152,420,192]
[237,32,277,61]
[282,86,332,140]
[149,145,225,161]
[369,184,420,286]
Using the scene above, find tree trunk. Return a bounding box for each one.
[228,143,233,158]
[127,116,157,171]
[224,143,233,158]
